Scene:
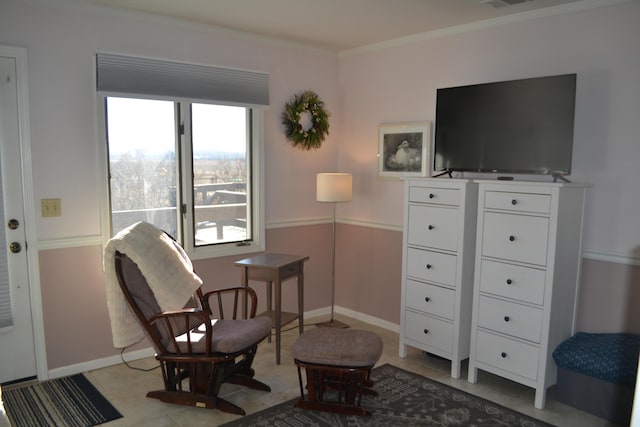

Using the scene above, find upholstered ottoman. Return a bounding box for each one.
[291,328,383,415]
[552,332,640,426]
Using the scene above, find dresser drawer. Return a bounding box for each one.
[406,248,457,286]
[477,295,543,343]
[479,260,546,305]
[406,280,455,320]
[481,212,549,266]
[405,310,453,354]
[484,191,551,214]
[409,186,460,206]
[475,330,539,381]
[408,205,459,251]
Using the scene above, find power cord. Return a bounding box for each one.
[278,322,320,333]
[120,347,159,372]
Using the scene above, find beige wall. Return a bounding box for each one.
[38,225,334,370]
[38,224,637,370]
[38,246,115,368]
[194,224,334,318]
[337,224,403,324]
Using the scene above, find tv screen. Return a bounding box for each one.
[433,74,576,176]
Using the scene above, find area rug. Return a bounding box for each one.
[221,364,555,426]
[1,373,122,427]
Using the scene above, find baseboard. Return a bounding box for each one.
[48,347,155,379]
[303,306,400,332]
[334,306,400,333]
[47,307,399,379]
[302,306,331,321]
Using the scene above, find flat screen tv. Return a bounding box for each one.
[433,74,576,179]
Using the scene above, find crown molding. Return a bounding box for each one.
[339,0,632,57]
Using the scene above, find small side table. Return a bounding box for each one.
[235,253,309,364]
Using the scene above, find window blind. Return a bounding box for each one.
[96,53,269,107]
[0,160,13,328]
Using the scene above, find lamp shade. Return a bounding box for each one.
[316,173,352,202]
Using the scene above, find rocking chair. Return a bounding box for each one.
[107,223,272,415]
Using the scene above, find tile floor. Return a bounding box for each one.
[2,315,622,427]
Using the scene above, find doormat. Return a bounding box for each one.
[2,373,122,427]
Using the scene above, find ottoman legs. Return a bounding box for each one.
[291,328,383,416]
[294,360,376,416]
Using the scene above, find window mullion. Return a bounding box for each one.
[245,109,253,241]
[179,103,196,253]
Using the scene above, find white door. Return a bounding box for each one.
[0,55,37,384]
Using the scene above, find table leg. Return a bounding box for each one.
[240,266,248,319]
[275,277,282,365]
[297,269,304,335]
[266,281,272,343]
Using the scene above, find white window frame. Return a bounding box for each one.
[97,96,265,259]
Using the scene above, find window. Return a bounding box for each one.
[97,54,267,258]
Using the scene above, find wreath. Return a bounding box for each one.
[281,90,330,150]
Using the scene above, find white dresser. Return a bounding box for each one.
[467,180,588,408]
[399,178,477,378]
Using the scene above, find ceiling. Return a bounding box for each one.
[70,0,592,51]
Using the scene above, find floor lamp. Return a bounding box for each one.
[316,172,352,328]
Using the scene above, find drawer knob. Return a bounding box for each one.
[428,225,434,230]
[425,297,431,302]
[509,235,516,242]
[501,352,507,358]
[426,264,432,270]
[506,278,513,285]
[423,329,429,334]
[504,316,510,322]
[429,193,435,199]
[511,199,518,205]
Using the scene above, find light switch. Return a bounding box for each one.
[41,198,61,217]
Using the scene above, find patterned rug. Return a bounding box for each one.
[1,373,122,427]
[221,364,555,426]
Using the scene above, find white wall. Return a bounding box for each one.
[4,0,638,262]
[0,0,342,242]
[0,0,343,370]
[338,1,640,263]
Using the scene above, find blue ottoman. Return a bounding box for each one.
[553,332,640,426]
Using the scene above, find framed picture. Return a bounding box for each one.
[378,121,431,178]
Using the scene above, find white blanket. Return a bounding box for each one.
[103,222,203,348]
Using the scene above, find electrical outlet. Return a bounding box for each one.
[41,198,62,217]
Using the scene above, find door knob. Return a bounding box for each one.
[9,242,21,253]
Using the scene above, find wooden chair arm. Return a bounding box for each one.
[149,308,210,324]
[201,286,258,319]
[149,308,212,355]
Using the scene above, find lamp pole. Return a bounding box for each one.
[316,172,351,328]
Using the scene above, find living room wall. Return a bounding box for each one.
[0,0,343,372]
[335,1,640,333]
[1,0,638,376]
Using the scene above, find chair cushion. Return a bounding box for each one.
[292,328,383,367]
[175,315,272,355]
